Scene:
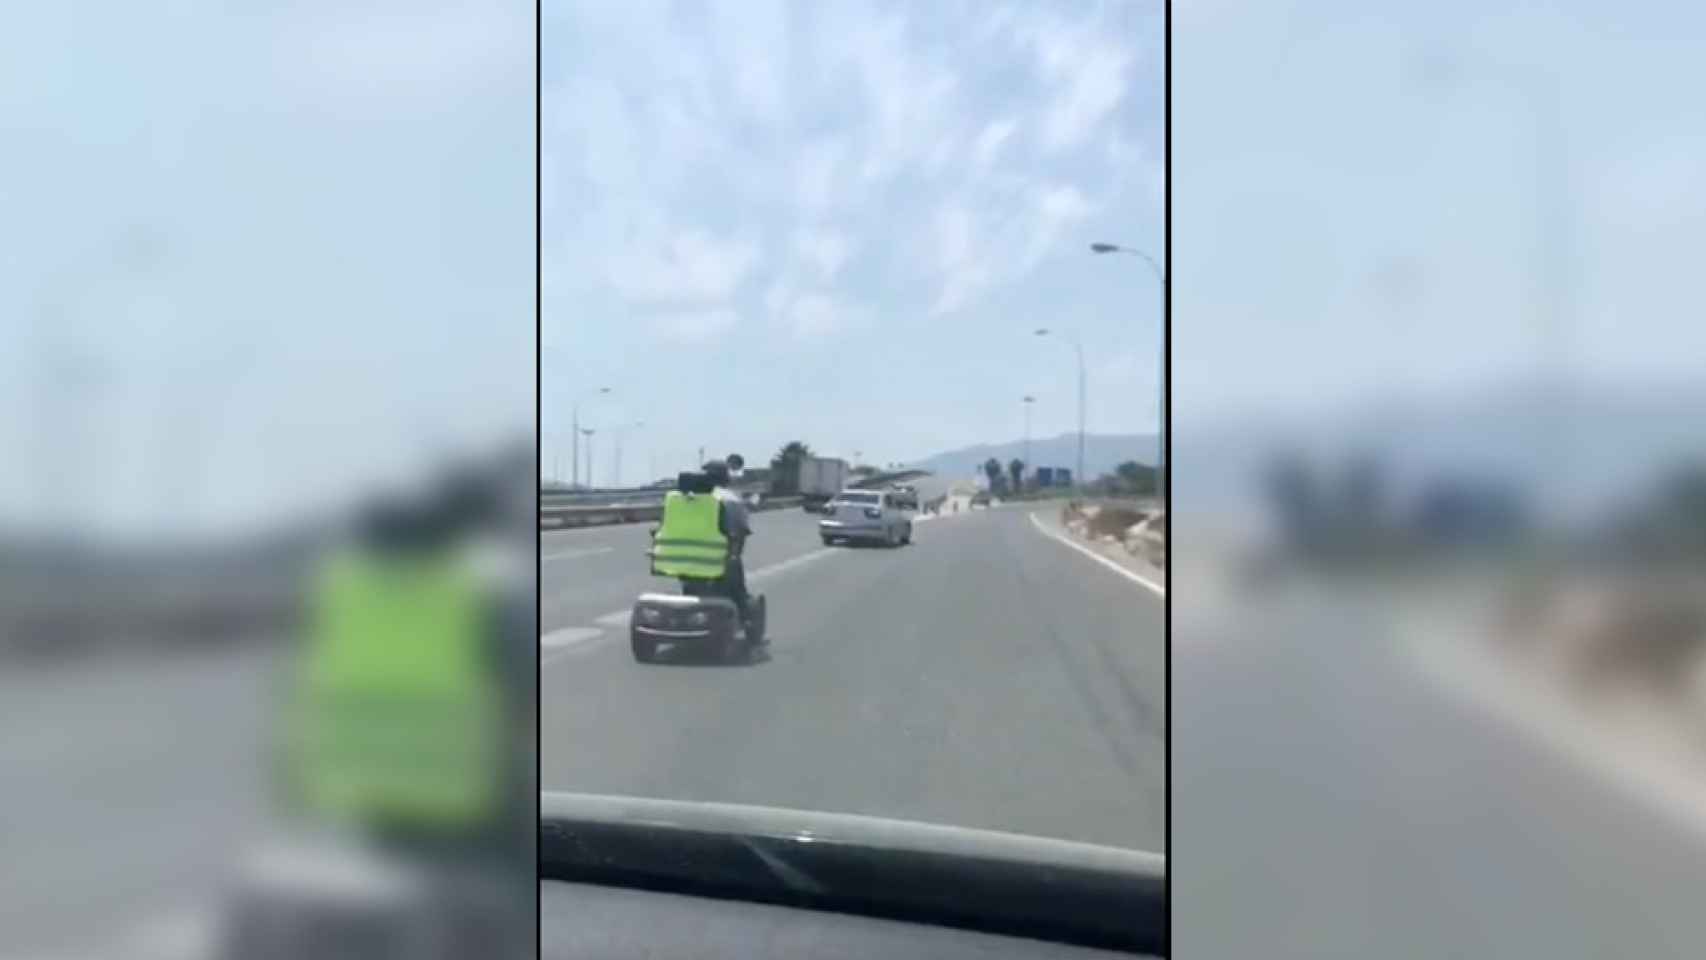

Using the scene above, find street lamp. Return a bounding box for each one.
[609,420,645,488]
[1033,328,1086,491]
[580,427,597,490]
[1090,242,1167,505]
[1022,395,1036,473]
[572,386,611,490]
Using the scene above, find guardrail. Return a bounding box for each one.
[541,495,804,529]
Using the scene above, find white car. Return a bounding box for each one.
[819,490,912,547]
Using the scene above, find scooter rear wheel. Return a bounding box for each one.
[747,596,768,647]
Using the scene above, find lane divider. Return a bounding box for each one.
[543,546,615,562]
[1028,512,1166,597]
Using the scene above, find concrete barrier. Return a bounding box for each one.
[1062,500,1167,565]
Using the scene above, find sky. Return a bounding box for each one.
[1172,0,1706,430]
[543,0,1166,486]
[0,2,535,541]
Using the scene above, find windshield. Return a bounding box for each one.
[541,0,1166,913]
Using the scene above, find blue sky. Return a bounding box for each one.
[544,0,1166,485]
[1172,0,1706,429]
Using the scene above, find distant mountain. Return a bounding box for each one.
[911,433,1158,482]
[1170,380,1706,521]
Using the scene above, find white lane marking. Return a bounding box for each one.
[543,546,615,562]
[542,626,602,648]
[749,547,834,582]
[595,610,632,627]
[1028,512,1166,596]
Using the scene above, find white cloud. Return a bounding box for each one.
[1041,45,1130,152]
[1039,183,1091,222]
[652,308,739,344]
[930,263,992,317]
[785,292,861,338]
[711,0,789,126]
[795,137,850,215]
[926,183,1096,316]
[550,0,1151,366]
[764,278,794,317]
[933,203,976,272]
[605,229,761,306]
[811,8,961,183]
[972,118,1018,169]
[795,228,856,280]
[1002,12,1133,153]
[1020,183,1095,267]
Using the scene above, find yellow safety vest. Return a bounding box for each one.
[287,550,500,828]
[651,491,728,580]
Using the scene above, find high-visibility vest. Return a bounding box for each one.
[287,549,500,828]
[651,491,729,580]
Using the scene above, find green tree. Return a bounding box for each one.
[769,441,813,495]
[1115,460,1157,495]
[1008,458,1025,493]
[983,457,1002,491]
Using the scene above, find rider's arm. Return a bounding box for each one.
[719,498,751,555]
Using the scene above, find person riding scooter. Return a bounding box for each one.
[648,462,752,621]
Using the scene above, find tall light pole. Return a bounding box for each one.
[572,386,611,490]
[1022,395,1036,472]
[1033,329,1086,491]
[609,420,645,488]
[580,427,597,490]
[1090,242,1167,505]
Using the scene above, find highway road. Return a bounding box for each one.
[1,645,277,959]
[1172,572,1706,957]
[540,488,1167,854]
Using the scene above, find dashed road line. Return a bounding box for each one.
[543,546,841,668]
[543,546,615,562]
[542,626,602,648]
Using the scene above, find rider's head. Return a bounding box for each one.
[726,453,745,474]
[702,460,731,487]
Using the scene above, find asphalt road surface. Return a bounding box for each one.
[1,645,277,959]
[1173,575,1706,958]
[541,494,1167,854]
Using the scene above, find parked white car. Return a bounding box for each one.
[819,490,913,547]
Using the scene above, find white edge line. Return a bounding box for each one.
[1403,630,1706,847]
[1028,512,1166,596]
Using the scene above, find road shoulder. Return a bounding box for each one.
[1028,509,1166,596]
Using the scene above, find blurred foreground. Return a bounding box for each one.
[0,3,534,956]
[1176,1,1706,955]
[1,445,537,960]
